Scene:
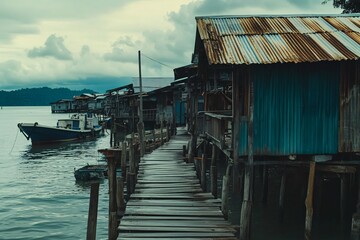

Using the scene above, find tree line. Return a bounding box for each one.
[0,87,95,106]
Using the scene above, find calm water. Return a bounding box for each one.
[0,107,352,240]
[0,106,110,240]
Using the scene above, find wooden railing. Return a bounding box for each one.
[197,111,232,149]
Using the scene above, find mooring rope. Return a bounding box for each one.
[9,128,19,154]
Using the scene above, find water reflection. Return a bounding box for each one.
[21,137,105,163]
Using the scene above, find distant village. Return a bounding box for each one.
[50,76,190,134]
[50,93,108,114]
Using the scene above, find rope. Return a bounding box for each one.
[9,129,20,154]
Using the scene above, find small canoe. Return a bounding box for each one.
[74,164,107,181]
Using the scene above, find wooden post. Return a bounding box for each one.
[315,174,323,217]
[211,144,218,198]
[351,168,360,240]
[279,169,287,222]
[107,156,118,240]
[262,165,269,205]
[138,50,145,157]
[221,162,231,219]
[340,173,348,223]
[152,129,156,145]
[201,153,207,191]
[200,141,207,191]
[110,115,115,147]
[188,82,198,163]
[86,182,99,240]
[160,114,164,145]
[232,69,241,193]
[240,72,254,240]
[182,145,187,158]
[137,121,145,157]
[305,161,316,240]
[121,141,127,180]
[188,136,196,163]
[126,169,131,201]
[166,123,170,142]
[135,143,140,172]
[116,176,125,216]
[129,141,136,195]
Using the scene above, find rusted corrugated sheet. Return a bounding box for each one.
[339,61,360,152]
[196,15,360,65]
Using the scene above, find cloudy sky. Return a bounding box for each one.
[0,0,340,92]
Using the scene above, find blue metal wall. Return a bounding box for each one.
[239,62,340,156]
[175,100,186,125]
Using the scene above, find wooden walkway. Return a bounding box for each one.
[118,131,237,240]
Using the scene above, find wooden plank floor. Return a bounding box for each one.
[118,130,237,240]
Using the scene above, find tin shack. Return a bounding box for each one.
[189,14,360,239]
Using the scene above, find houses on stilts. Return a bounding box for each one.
[84,14,360,240]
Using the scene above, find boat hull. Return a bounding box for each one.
[18,123,102,145]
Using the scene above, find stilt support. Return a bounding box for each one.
[305,161,316,240]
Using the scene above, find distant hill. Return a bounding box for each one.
[0,87,96,106]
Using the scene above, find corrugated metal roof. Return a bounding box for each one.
[196,14,360,65]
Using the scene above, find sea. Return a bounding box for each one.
[0,106,110,240]
[0,106,352,240]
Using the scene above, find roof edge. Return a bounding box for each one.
[195,13,360,19]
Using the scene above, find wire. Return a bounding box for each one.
[141,53,174,70]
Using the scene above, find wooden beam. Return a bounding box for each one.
[316,165,356,174]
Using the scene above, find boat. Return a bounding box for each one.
[17,113,103,145]
[74,164,107,181]
[74,164,122,181]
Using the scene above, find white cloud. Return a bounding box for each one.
[0,0,343,91]
[28,34,73,60]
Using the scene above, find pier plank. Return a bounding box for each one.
[126,199,221,207]
[118,232,236,238]
[119,238,237,240]
[117,131,236,239]
[120,219,232,227]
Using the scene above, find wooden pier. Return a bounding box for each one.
[117,131,237,240]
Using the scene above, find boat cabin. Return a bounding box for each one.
[57,113,99,130]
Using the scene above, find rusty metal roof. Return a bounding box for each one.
[196,14,360,65]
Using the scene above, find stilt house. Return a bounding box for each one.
[188,14,360,239]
